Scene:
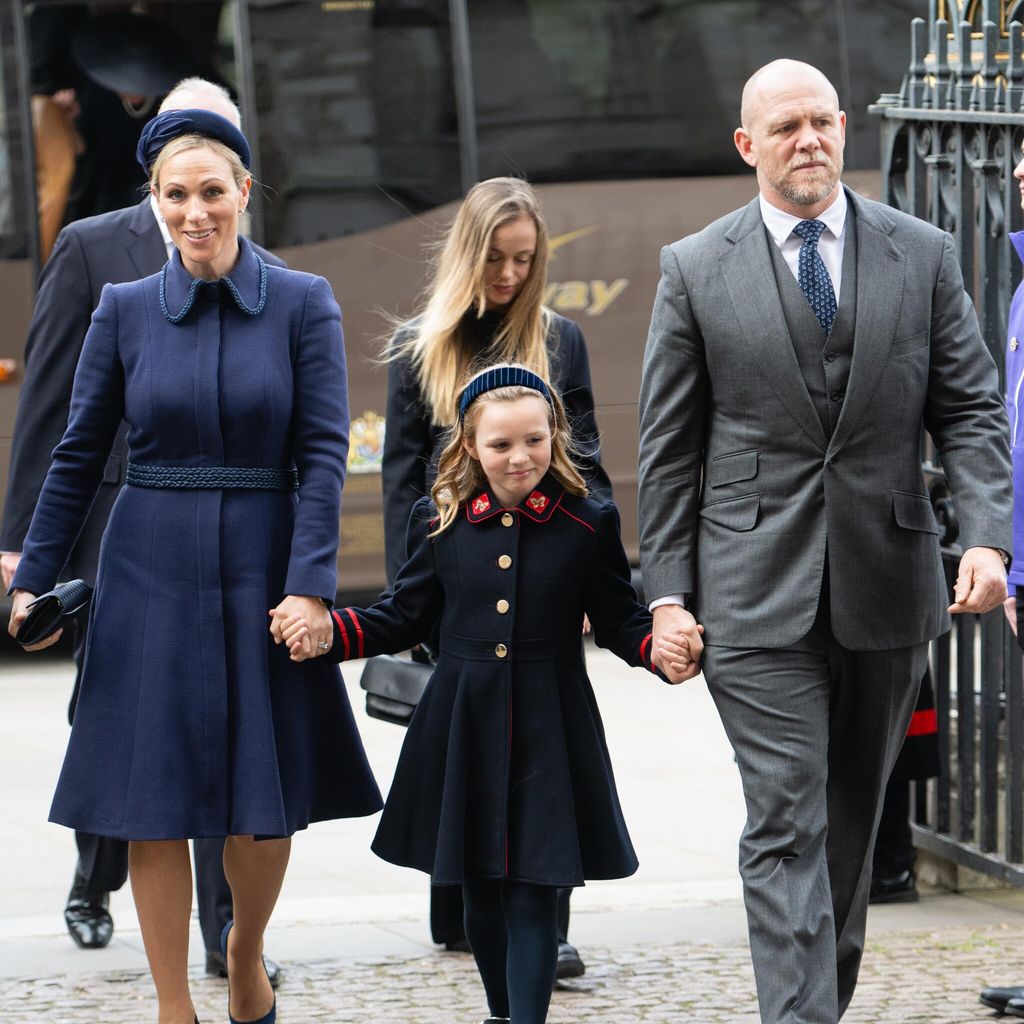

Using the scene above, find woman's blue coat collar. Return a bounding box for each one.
[160,235,267,324]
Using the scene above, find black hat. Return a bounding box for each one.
[71,12,198,97]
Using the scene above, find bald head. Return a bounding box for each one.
[733,59,846,218]
[159,77,241,128]
[740,60,839,131]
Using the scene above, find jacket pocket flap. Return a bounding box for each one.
[891,330,929,353]
[892,491,939,534]
[698,493,759,531]
[709,449,758,487]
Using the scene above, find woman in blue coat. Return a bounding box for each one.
[8,110,381,1024]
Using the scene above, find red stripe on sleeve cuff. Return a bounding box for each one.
[345,607,365,659]
[332,609,351,660]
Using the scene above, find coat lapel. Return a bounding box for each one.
[719,198,828,451]
[126,198,168,279]
[826,190,905,457]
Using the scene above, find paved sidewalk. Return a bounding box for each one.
[2,918,1024,1023]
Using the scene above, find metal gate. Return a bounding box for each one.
[872,4,1024,883]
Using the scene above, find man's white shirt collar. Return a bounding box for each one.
[759,187,848,246]
[149,194,174,258]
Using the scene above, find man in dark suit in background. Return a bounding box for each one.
[639,60,1012,1022]
[0,77,281,986]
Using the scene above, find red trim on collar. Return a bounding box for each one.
[465,480,566,525]
[466,490,503,524]
[518,490,562,523]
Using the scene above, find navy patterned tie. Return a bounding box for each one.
[792,219,837,335]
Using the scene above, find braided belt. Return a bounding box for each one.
[126,463,299,491]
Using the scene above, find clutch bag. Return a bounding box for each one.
[16,579,93,647]
[359,653,433,727]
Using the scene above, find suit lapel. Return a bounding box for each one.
[126,198,168,278]
[720,198,828,451]
[827,191,905,457]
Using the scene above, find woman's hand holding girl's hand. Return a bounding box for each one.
[268,595,332,663]
[7,589,63,651]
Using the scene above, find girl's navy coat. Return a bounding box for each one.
[12,237,383,840]
[331,475,661,887]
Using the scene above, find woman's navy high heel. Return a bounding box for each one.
[220,920,277,1024]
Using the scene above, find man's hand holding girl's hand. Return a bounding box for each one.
[652,604,705,685]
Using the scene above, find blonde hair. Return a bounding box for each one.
[149,134,249,192]
[389,177,552,427]
[429,372,587,536]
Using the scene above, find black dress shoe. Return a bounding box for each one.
[205,949,281,989]
[868,869,918,904]
[981,986,1024,1013]
[64,885,113,949]
[1005,996,1024,1018]
[555,939,585,980]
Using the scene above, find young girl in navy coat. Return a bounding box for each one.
[276,365,688,1024]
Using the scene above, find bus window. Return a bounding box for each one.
[245,0,462,248]
[466,0,921,183]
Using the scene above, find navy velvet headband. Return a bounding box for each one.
[136,108,252,174]
[458,366,552,422]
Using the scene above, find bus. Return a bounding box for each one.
[0,0,921,603]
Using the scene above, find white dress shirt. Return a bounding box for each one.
[149,194,175,259]
[758,187,847,301]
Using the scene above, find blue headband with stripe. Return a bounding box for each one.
[136,108,252,174]
[458,365,552,422]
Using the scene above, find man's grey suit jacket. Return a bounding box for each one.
[638,187,1013,652]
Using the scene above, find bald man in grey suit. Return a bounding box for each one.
[640,60,1012,1023]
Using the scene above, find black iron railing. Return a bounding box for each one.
[872,9,1024,883]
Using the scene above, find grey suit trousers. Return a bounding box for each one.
[703,609,926,1024]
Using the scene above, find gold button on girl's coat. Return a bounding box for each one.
[498,554,512,569]
[495,643,508,658]
[496,599,510,614]
[1013,337,1020,352]
[501,512,514,527]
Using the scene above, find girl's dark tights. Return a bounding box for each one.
[461,879,559,1023]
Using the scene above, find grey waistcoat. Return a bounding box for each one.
[767,209,858,438]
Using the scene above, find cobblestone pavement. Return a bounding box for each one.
[3,924,1021,1023]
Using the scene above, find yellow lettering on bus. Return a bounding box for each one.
[587,278,628,316]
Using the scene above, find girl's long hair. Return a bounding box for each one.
[388,177,552,428]
[429,377,587,537]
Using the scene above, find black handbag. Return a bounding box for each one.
[16,579,93,647]
[359,653,433,726]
